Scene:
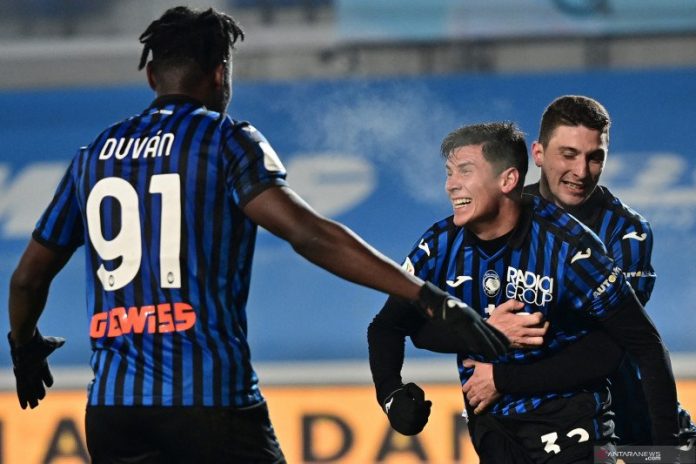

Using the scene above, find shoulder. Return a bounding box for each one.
[528,195,606,251]
[420,216,459,242]
[220,119,271,146]
[407,216,458,257]
[597,186,652,232]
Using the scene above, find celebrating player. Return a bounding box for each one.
[367,122,679,462]
[420,95,695,448]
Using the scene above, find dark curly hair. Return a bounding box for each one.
[138,6,244,73]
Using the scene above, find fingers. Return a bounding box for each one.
[462,359,476,369]
[18,392,28,409]
[474,395,495,415]
[405,383,425,402]
[514,311,545,327]
[522,325,549,338]
[45,336,66,347]
[42,364,54,388]
[516,336,545,348]
[495,299,525,314]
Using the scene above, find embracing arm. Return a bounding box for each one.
[493,329,624,394]
[599,293,678,445]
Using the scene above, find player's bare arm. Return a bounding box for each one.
[243,184,424,301]
[9,239,73,344]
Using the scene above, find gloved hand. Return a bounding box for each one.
[8,329,65,409]
[418,282,510,359]
[678,405,696,451]
[383,382,432,435]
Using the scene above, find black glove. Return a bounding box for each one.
[418,282,510,360]
[383,382,432,435]
[678,405,696,451]
[8,329,65,409]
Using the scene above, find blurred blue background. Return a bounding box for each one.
[2,67,695,367]
[2,0,696,370]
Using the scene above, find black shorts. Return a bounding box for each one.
[468,392,616,464]
[86,401,286,464]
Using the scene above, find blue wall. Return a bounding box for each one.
[1,68,695,367]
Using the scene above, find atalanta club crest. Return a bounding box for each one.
[483,270,501,298]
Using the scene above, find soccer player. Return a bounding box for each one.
[367,122,680,462]
[429,95,695,448]
[6,6,508,463]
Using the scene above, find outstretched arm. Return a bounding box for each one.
[244,185,424,301]
[245,184,507,360]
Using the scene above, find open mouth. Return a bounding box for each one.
[452,198,472,208]
[561,180,586,192]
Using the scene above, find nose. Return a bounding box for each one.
[445,173,459,193]
[570,157,589,179]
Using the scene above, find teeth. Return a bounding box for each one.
[453,198,472,207]
[563,181,584,190]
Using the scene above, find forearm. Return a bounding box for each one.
[492,330,624,394]
[8,239,72,345]
[599,295,679,445]
[246,186,424,301]
[9,268,51,345]
[292,217,423,301]
[368,296,426,404]
[412,319,467,353]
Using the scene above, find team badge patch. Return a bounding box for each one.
[483,269,501,298]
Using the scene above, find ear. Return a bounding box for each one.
[146,62,157,91]
[531,141,544,168]
[500,167,520,194]
[213,62,226,89]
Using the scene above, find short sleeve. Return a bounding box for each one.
[564,232,633,319]
[607,220,656,305]
[222,121,288,207]
[33,156,85,251]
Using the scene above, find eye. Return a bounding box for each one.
[459,166,472,175]
[588,152,605,164]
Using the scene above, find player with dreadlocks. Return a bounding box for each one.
[7,5,509,463]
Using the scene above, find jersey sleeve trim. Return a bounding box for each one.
[237,178,288,209]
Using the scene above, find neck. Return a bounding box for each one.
[538,176,554,203]
[469,198,521,241]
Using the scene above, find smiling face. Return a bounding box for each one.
[532,124,607,209]
[445,144,506,230]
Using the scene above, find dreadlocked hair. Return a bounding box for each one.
[138,6,244,72]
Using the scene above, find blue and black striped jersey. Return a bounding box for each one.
[525,183,655,305]
[33,95,287,407]
[402,195,634,417]
[525,183,658,444]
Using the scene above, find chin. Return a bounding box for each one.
[559,196,586,209]
[452,213,468,227]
